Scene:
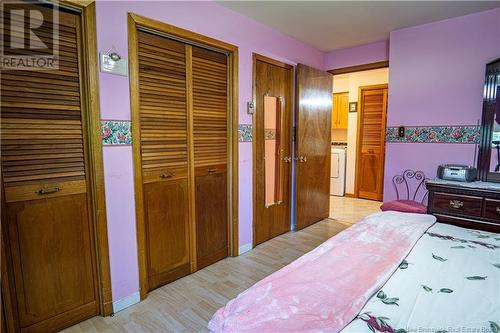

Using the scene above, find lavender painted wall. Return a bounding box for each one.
[384,8,500,201]
[95,1,323,302]
[324,40,389,70]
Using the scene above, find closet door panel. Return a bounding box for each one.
[0,5,99,332]
[144,179,190,290]
[192,46,229,267]
[6,194,95,328]
[138,31,188,174]
[195,167,228,270]
[137,31,191,289]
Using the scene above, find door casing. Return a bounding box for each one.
[127,13,239,300]
[1,1,113,331]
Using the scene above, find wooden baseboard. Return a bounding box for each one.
[344,193,356,198]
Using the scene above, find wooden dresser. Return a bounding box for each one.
[426,179,500,233]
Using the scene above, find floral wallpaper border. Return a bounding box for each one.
[101,123,478,145]
[386,126,480,144]
[239,124,252,142]
[101,120,132,145]
[102,122,252,145]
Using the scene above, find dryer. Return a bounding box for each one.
[330,147,347,196]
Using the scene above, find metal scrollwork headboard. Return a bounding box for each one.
[392,169,428,204]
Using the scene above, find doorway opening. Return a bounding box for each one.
[329,65,389,208]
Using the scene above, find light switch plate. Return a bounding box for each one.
[247,101,255,115]
[100,53,128,76]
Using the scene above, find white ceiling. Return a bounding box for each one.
[217,1,500,52]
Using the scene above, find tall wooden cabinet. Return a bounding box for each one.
[131,23,231,293]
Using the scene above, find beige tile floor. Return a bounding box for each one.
[64,196,381,333]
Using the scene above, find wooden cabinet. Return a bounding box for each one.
[332,92,349,129]
[427,180,500,233]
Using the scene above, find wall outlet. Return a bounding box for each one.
[398,126,405,138]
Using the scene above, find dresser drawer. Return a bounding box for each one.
[483,199,500,222]
[431,192,483,217]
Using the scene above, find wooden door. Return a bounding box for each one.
[332,92,349,129]
[356,85,388,201]
[0,5,99,332]
[295,64,333,231]
[253,55,293,246]
[136,31,191,290]
[192,46,229,268]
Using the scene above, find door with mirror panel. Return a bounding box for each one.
[253,54,293,246]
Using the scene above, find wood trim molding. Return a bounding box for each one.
[127,13,239,299]
[253,53,293,70]
[328,60,389,76]
[80,2,114,316]
[128,13,238,54]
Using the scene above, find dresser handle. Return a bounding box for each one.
[160,172,175,179]
[449,200,464,209]
[36,187,61,195]
[207,168,218,174]
[496,207,500,214]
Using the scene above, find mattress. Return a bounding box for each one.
[341,222,500,332]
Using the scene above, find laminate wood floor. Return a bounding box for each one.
[64,197,380,333]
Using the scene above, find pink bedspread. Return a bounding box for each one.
[208,211,436,333]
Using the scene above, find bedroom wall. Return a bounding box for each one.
[324,40,389,70]
[384,8,500,201]
[95,1,324,307]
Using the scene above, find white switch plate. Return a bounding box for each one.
[100,53,128,76]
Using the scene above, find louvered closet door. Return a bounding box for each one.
[137,31,191,290]
[192,46,229,269]
[0,6,99,332]
[357,87,388,201]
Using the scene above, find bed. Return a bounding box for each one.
[208,211,500,333]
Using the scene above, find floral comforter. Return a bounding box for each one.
[341,222,500,333]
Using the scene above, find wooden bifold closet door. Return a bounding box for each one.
[0,5,99,332]
[135,29,229,291]
[192,46,229,270]
[356,85,388,201]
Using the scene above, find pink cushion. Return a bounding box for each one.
[380,200,427,214]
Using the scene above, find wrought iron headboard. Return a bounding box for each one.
[392,169,428,204]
